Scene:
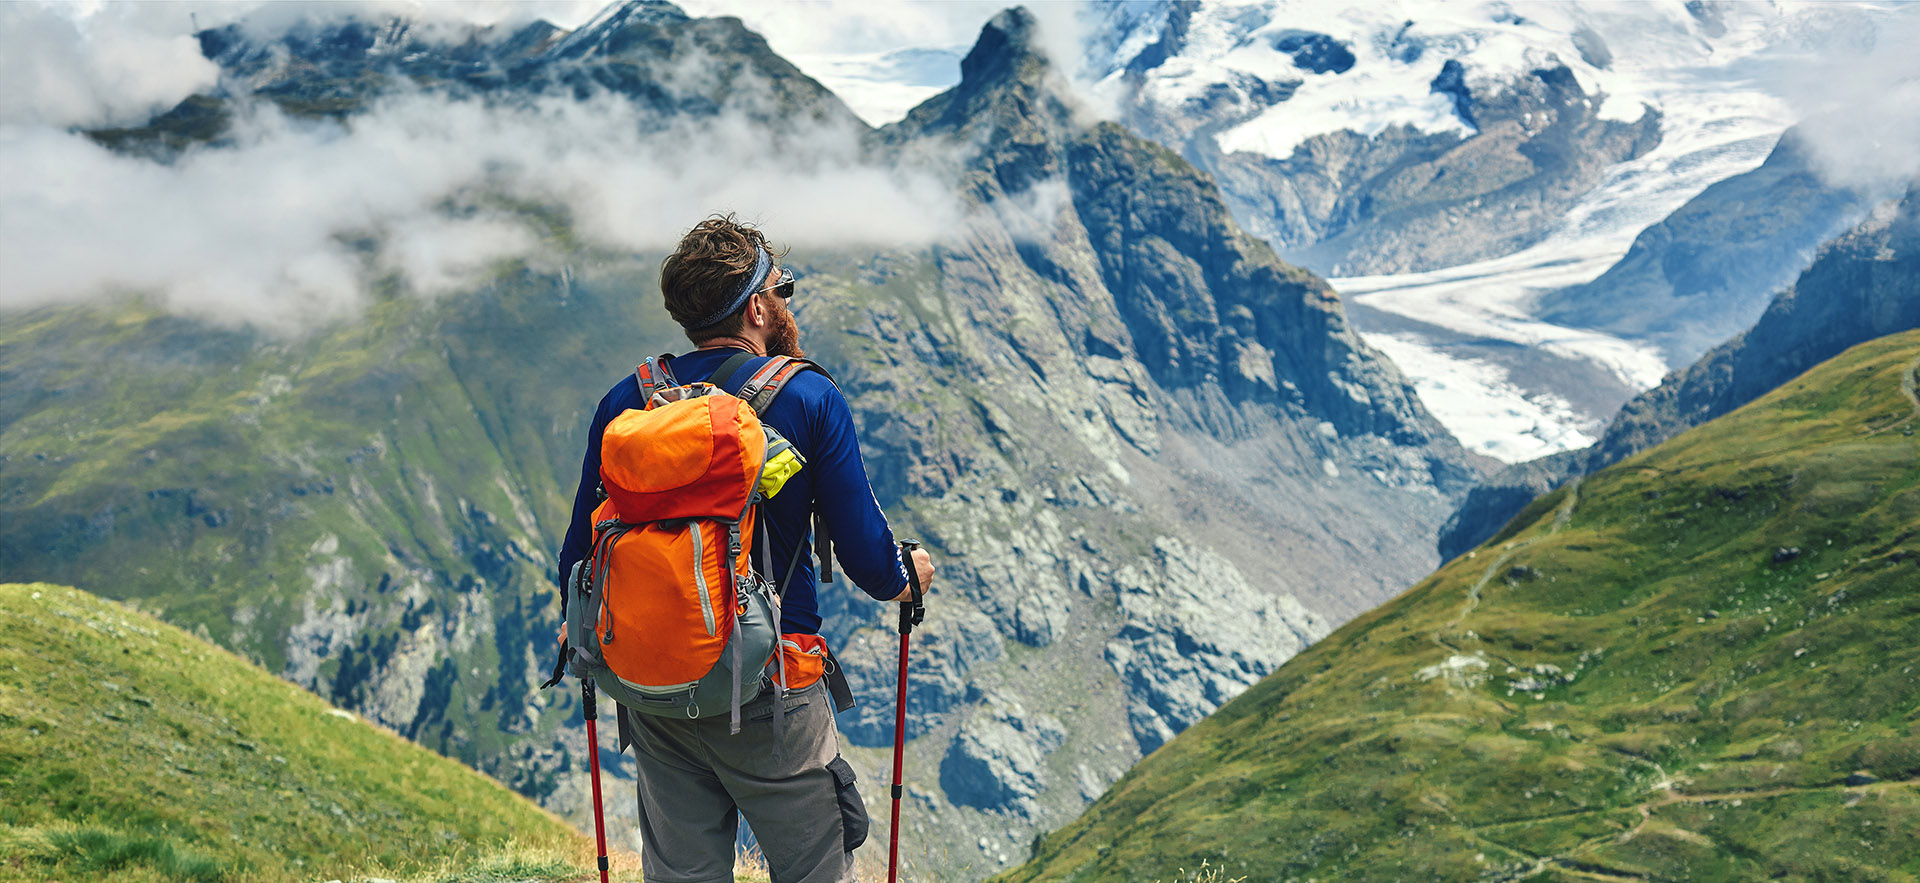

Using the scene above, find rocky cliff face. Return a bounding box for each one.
[4,3,1487,876]
[1534,130,1871,367]
[1438,181,1920,560]
[1239,65,1659,275]
[783,11,1485,867]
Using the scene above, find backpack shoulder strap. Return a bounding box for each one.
[724,356,840,582]
[742,357,834,413]
[728,356,791,408]
[708,351,759,393]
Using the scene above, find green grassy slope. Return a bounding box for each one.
[0,582,579,882]
[1003,331,1920,882]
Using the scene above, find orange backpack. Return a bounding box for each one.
[558,354,820,733]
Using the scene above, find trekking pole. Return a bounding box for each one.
[582,680,611,883]
[888,540,927,883]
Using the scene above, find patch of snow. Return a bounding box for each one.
[1111,1,1806,161]
[1364,332,1596,462]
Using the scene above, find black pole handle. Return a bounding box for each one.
[898,540,926,634]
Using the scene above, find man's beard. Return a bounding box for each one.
[767,298,804,358]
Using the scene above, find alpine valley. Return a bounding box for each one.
[3,3,1477,873]
[1,1,1915,880]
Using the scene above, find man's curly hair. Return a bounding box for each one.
[661,214,788,344]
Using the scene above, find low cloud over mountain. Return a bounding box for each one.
[0,1,966,331]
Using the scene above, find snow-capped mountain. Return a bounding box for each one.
[1075,0,1901,461]
[1086,0,1805,270]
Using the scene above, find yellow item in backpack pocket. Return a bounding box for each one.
[758,426,805,499]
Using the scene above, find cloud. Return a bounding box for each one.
[989,178,1075,246]
[74,0,609,42]
[1764,3,1920,192]
[0,0,622,129]
[0,2,219,128]
[0,85,963,331]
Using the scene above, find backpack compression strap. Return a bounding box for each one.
[634,354,679,404]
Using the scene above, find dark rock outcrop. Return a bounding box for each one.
[1436,449,1584,562]
[1272,31,1355,75]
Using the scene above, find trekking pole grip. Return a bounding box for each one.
[898,539,926,634]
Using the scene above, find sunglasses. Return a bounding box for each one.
[757,267,795,299]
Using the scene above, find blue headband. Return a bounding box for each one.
[686,247,772,330]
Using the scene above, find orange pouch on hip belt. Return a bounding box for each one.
[775,633,830,691]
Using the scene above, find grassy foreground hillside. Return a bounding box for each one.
[0,582,588,881]
[1004,331,1920,881]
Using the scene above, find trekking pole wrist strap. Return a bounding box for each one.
[898,540,926,631]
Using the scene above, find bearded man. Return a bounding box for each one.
[555,214,935,882]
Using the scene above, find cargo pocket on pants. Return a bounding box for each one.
[826,755,868,851]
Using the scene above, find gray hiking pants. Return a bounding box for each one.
[625,678,868,883]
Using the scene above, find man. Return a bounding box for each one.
[556,214,935,882]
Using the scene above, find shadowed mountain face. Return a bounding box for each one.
[1438,182,1920,562]
[1534,130,1871,368]
[1,3,1486,875]
[1004,330,1920,882]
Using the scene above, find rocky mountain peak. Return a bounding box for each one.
[959,7,1047,87]
[545,0,691,61]
[873,6,1473,459]
[891,5,1082,153]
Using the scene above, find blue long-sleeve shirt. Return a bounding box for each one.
[555,348,908,634]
